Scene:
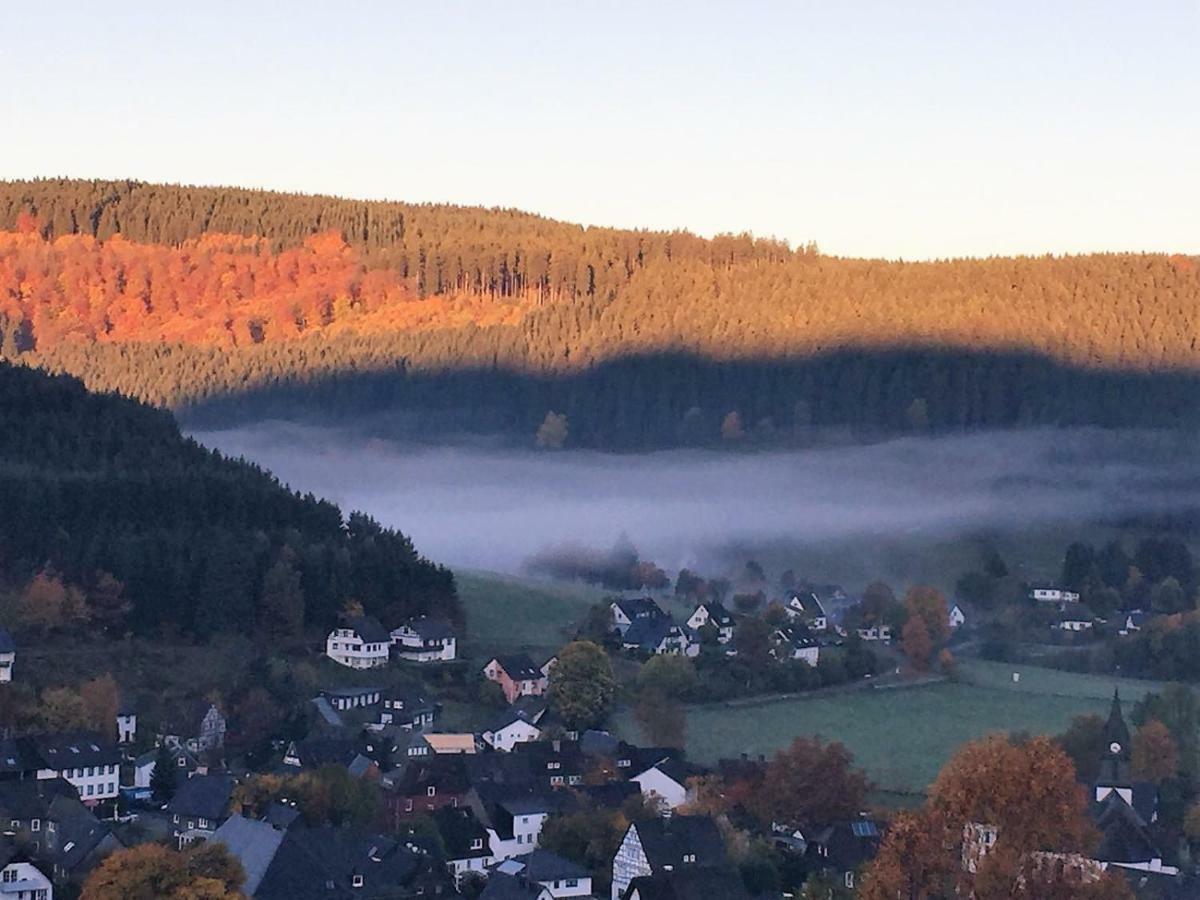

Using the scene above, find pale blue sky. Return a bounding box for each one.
[4,1,1197,259]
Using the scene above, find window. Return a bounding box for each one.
[1,869,14,883]
[566,879,578,888]
[352,874,364,887]
[177,757,187,767]
[427,786,436,797]
[682,854,696,863]
[550,776,563,786]
[471,838,483,850]
[31,819,40,832]
[845,872,854,888]
[405,799,414,812]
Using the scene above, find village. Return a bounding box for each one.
[0,568,1188,900]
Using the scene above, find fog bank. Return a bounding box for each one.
[188,422,1200,579]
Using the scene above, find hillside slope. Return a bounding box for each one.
[0,361,456,637]
[1,179,1198,447]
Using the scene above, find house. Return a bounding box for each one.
[804,819,884,892]
[685,603,735,644]
[514,739,589,791]
[630,757,692,812]
[620,617,697,658]
[1118,611,1152,636]
[433,805,493,885]
[0,627,15,683]
[484,655,554,704]
[30,734,121,810]
[168,774,236,847]
[391,617,457,662]
[624,868,751,900]
[377,687,439,731]
[948,604,967,630]
[0,848,54,900]
[480,871,553,900]
[160,701,227,756]
[610,815,726,900]
[1052,602,1096,633]
[786,585,840,631]
[318,686,381,713]
[325,616,391,669]
[772,624,820,666]
[471,784,562,861]
[48,812,125,887]
[386,755,472,818]
[423,733,479,755]
[855,624,892,642]
[212,818,453,898]
[1030,583,1081,604]
[610,598,668,636]
[131,742,200,794]
[282,738,377,777]
[0,778,85,856]
[1093,792,1177,876]
[482,707,545,753]
[491,850,592,897]
[115,697,136,745]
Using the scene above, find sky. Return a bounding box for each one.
[4,1,1197,260]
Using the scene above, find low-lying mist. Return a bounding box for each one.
[189,422,1200,590]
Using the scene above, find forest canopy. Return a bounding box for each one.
[1,178,1198,448]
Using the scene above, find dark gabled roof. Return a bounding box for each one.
[521,848,589,882]
[433,806,490,859]
[346,615,390,644]
[402,616,456,640]
[490,654,543,682]
[53,814,123,873]
[1094,793,1161,864]
[0,738,41,776]
[480,871,549,900]
[320,685,381,701]
[168,774,236,821]
[579,780,641,810]
[212,815,288,896]
[32,732,121,769]
[289,738,362,770]
[1054,601,1097,623]
[625,867,750,900]
[0,627,15,654]
[775,623,818,648]
[613,597,668,620]
[695,602,735,627]
[485,706,543,737]
[622,615,679,650]
[263,802,302,831]
[393,755,471,796]
[634,815,726,871]
[0,777,79,820]
[808,819,883,871]
[636,755,690,787]
[580,729,619,758]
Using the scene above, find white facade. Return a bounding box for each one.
[0,651,13,684]
[539,874,592,897]
[611,826,650,900]
[326,627,390,669]
[631,766,689,811]
[1057,618,1094,633]
[685,605,733,643]
[856,625,892,642]
[448,848,492,883]
[391,624,456,662]
[0,859,52,900]
[1032,587,1081,603]
[487,810,550,861]
[117,712,137,744]
[949,606,966,629]
[482,718,542,753]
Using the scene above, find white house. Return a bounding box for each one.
[326,616,391,669]
[485,797,555,861]
[630,758,691,812]
[0,854,53,900]
[0,628,15,683]
[610,815,725,900]
[773,624,820,666]
[481,707,544,753]
[610,598,667,636]
[949,605,967,630]
[685,603,735,644]
[33,734,120,809]
[855,624,892,642]
[492,850,593,897]
[1053,603,1096,632]
[116,698,137,745]
[1118,611,1152,636]
[786,589,830,631]
[1030,585,1081,604]
[391,617,457,662]
[319,686,381,712]
[621,617,698,658]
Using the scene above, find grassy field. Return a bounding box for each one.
[615,661,1165,797]
[455,570,607,659]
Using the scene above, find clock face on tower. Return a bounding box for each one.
[1110,742,1122,754]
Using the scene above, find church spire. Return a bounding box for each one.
[1103,688,1131,760]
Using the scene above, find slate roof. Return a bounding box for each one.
[613,597,668,621]
[480,871,549,899]
[212,815,288,896]
[1094,793,1162,865]
[346,616,390,644]
[0,777,80,820]
[262,802,302,831]
[1053,601,1097,623]
[695,602,735,627]
[32,732,121,770]
[520,848,589,883]
[168,774,236,822]
[485,706,543,737]
[634,815,726,871]
[288,738,362,770]
[0,738,41,777]
[392,755,471,796]
[491,654,543,682]
[621,616,681,651]
[402,617,456,641]
[579,729,619,758]
[54,814,123,875]
[432,805,490,859]
[807,819,883,872]
[625,867,751,900]
[776,623,818,649]
[0,627,16,654]
[256,827,438,899]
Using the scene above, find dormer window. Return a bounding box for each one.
[471,838,483,850]
[352,874,364,888]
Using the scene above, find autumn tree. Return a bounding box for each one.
[536,411,569,449]
[902,613,933,671]
[39,686,89,732]
[20,569,90,633]
[748,737,870,830]
[81,841,245,900]
[547,641,616,729]
[633,688,686,748]
[87,571,131,634]
[905,586,950,645]
[1132,720,1179,783]
[80,674,121,738]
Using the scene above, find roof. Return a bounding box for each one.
[1054,601,1097,623]
[613,597,668,620]
[695,602,734,626]
[635,756,690,787]
[399,616,456,640]
[423,733,477,754]
[263,802,302,831]
[1094,793,1161,865]
[311,697,343,728]
[625,867,750,899]
[622,616,681,650]
[288,738,362,770]
[580,729,619,758]
[432,806,490,859]
[320,686,381,700]
[0,738,41,776]
[480,871,551,900]
[808,819,883,871]
[54,814,123,874]
[776,623,818,648]
[393,755,471,796]
[490,654,544,682]
[32,732,120,769]
[633,815,726,871]
[212,815,288,896]
[520,848,589,882]
[485,705,544,737]
[0,627,16,654]
[345,615,390,644]
[168,774,236,821]
[0,777,80,820]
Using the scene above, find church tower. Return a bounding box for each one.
[1095,689,1132,804]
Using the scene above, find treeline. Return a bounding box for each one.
[0,361,457,639]
[1,179,1198,448]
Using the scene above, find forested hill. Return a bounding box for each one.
[0,361,457,638]
[1,178,1199,448]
